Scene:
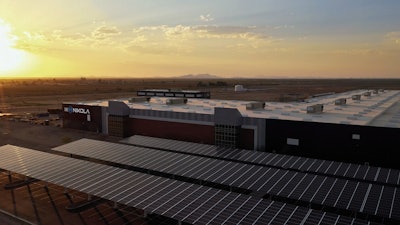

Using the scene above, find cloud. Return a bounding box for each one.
[333,48,376,56]
[386,31,400,44]
[14,22,279,57]
[13,31,50,52]
[194,25,254,35]
[0,21,20,48]
[193,25,270,40]
[127,24,279,55]
[125,44,188,55]
[92,25,121,40]
[126,24,280,55]
[273,25,294,30]
[132,25,274,42]
[51,30,88,46]
[15,24,126,53]
[200,14,214,22]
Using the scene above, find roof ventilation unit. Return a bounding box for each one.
[335,98,347,105]
[372,90,379,94]
[234,84,246,92]
[128,97,150,103]
[166,98,188,105]
[363,92,371,97]
[352,94,361,100]
[246,101,265,110]
[306,104,323,114]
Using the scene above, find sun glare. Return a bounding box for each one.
[0,19,27,75]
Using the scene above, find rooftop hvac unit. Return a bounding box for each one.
[234,85,246,92]
[352,94,361,100]
[128,97,150,103]
[335,98,347,105]
[306,104,323,114]
[372,90,378,94]
[363,92,371,96]
[166,98,188,105]
[246,102,265,110]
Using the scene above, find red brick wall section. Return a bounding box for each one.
[128,118,215,144]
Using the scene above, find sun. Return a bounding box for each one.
[0,19,27,74]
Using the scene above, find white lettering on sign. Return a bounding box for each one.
[64,106,90,115]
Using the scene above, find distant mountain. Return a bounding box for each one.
[178,74,220,79]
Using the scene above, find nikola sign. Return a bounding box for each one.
[64,105,90,115]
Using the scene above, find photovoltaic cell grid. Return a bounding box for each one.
[53,139,400,221]
[0,145,373,225]
[121,135,400,186]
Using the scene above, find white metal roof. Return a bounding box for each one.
[64,89,400,128]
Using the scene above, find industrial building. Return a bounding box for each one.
[62,89,400,168]
[2,89,400,224]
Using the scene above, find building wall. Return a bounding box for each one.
[242,117,266,151]
[127,118,215,144]
[108,115,129,137]
[62,104,103,132]
[238,128,254,150]
[265,119,400,169]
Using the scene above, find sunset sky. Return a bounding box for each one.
[0,0,400,78]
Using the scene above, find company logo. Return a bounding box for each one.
[64,106,90,115]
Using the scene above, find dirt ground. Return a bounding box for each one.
[0,118,120,151]
[1,78,400,115]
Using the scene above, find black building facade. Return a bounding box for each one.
[265,119,400,169]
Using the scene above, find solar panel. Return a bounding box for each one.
[1,144,372,225]
[53,139,400,221]
[121,135,400,186]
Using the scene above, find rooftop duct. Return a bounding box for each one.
[352,95,361,100]
[166,98,188,105]
[335,98,347,105]
[128,97,150,103]
[246,102,265,110]
[306,104,324,114]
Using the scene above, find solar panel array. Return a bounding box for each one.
[121,135,400,186]
[53,139,400,221]
[0,144,374,225]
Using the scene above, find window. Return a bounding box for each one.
[287,138,299,146]
[215,124,240,148]
[108,115,127,137]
